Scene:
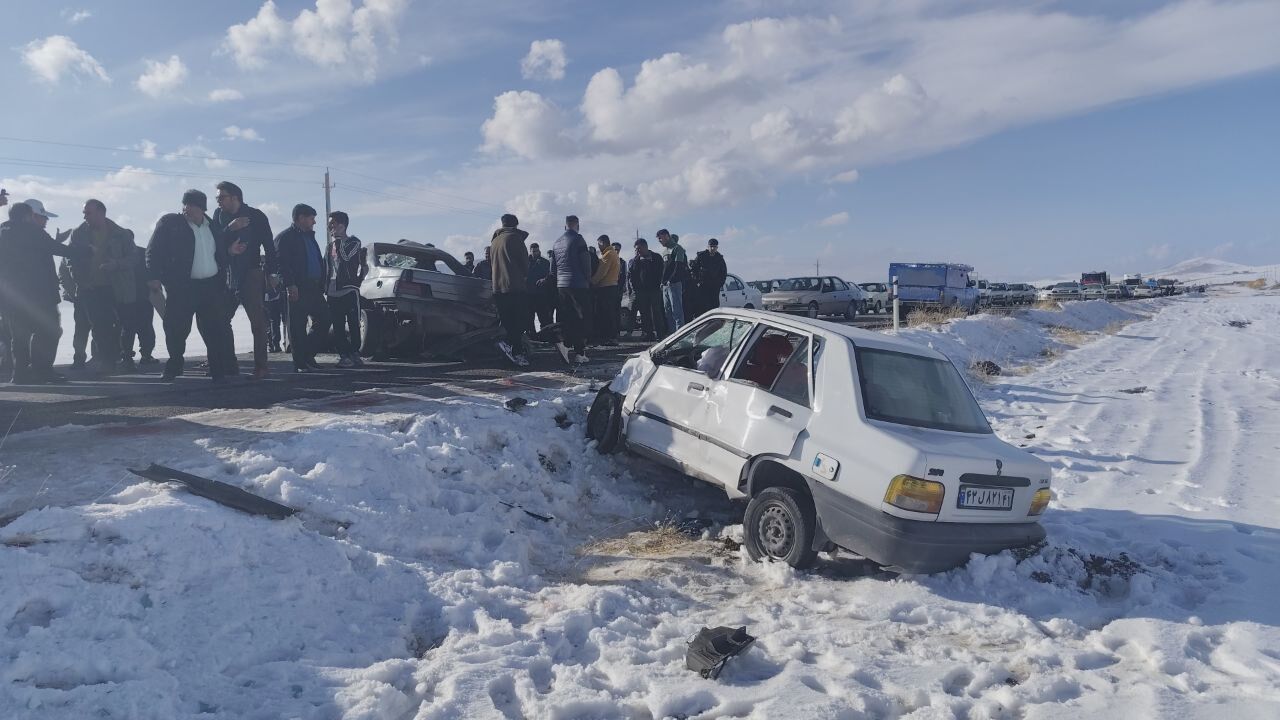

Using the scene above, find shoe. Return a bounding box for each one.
[555,342,572,364]
[42,372,69,384]
[71,358,87,370]
[161,369,182,382]
[496,340,516,364]
[293,366,312,374]
[568,353,590,364]
[352,355,365,367]
[139,355,160,366]
[251,367,270,380]
[305,359,323,370]
[514,354,530,368]
[336,356,356,368]
[268,344,283,353]
[119,359,137,373]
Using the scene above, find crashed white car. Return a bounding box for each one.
[587,308,1051,573]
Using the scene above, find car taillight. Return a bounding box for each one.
[394,270,432,297]
[884,475,944,514]
[1029,488,1052,516]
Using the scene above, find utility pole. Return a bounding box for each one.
[815,259,820,276]
[323,167,333,243]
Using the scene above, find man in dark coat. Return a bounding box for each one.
[473,246,493,282]
[119,245,158,367]
[325,211,368,368]
[146,189,242,383]
[0,200,72,384]
[688,237,728,319]
[213,181,276,379]
[67,199,136,374]
[549,215,592,363]
[628,238,665,341]
[489,213,530,366]
[274,204,330,372]
[526,242,553,331]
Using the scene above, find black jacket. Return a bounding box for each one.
[68,219,137,303]
[690,250,727,295]
[275,224,325,289]
[326,235,367,293]
[146,213,229,287]
[0,220,71,311]
[490,227,530,294]
[628,253,664,293]
[213,204,277,280]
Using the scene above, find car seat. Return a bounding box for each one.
[737,335,795,387]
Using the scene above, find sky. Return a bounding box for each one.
[2,0,1278,284]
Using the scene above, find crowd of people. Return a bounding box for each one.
[0,185,369,385]
[0,184,731,385]
[470,214,729,366]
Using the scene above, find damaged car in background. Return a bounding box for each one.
[587,308,1052,574]
[359,241,500,360]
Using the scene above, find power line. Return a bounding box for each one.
[0,134,326,170]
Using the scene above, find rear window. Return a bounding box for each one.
[854,347,991,434]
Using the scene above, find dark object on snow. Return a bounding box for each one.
[686,626,756,679]
[554,412,573,429]
[504,397,529,411]
[1024,433,1036,439]
[1119,386,1148,394]
[674,517,714,538]
[585,387,622,453]
[1226,320,1251,328]
[128,464,296,520]
[499,501,553,522]
[971,360,1002,377]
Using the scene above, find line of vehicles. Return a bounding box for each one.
[1041,272,1191,302]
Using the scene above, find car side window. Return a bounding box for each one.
[658,318,753,374]
[771,336,818,407]
[821,278,835,293]
[725,277,742,291]
[731,326,804,392]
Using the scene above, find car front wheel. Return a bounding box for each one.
[743,486,818,569]
[585,387,623,454]
[806,302,819,319]
[844,301,858,320]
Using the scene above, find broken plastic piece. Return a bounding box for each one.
[686,626,756,679]
[128,464,296,520]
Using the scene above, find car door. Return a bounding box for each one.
[699,325,817,492]
[625,317,755,473]
[721,275,746,307]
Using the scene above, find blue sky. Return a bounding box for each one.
[3,0,1278,284]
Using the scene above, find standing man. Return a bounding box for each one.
[656,229,689,332]
[629,239,665,341]
[325,211,367,368]
[119,244,158,367]
[473,246,492,282]
[589,234,620,347]
[688,237,728,319]
[0,201,72,384]
[67,199,136,374]
[462,251,476,276]
[490,213,531,366]
[213,181,276,379]
[146,190,242,383]
[57,256,93,368]
[526,242,553,331]
[274,204,330,373]
[549,215,592,364]
[0,189,10,381]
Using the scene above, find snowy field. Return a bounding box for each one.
[3,290,1279,718]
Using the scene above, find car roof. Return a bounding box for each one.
[703,307,948,359]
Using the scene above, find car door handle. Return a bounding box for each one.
[687,382,707,393]
[768,405,793,419]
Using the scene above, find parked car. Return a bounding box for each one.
[987,282,1013,306]
[974,278,992,307]
[1081,284,1106,301]
[748,279,784,295]
[889,263,979,314]
[359,241,498,359]
[1007,283,1037,305]
[720,273,763,310]
[1049,282,1083,301]
[1036,285,1055,302]
[586,308,1052,573]
[763,276,863,319]
[857,282,890,313]
[1130,283,1156,298]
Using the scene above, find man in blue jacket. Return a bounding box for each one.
[274,204,330,373]
[549,215,591,364]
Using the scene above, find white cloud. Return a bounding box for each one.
[223,125,265,142]
[21,35,110,85]
[0,166,159,210]
[481,91,571,159]
[828,169,859,184]
[61,9,92,24]
[135,139,158,160]
[818,211,850,227]
[209,88,245,103]
[164,144,230,170]
[521,39,567,81]
[222,0,408,81]
[135,55,188,97]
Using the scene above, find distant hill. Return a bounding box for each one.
[1148,257,1255,279]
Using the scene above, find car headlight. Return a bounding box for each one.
[1028,487,1052,516]
[884,475,944,514]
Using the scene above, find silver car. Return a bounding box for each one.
[764,276,863,319]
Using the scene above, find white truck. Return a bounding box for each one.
[587,308,1052,573]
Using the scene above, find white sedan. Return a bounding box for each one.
[720,273,763,309]
[587,308,1052,573]
[857,282,890,313]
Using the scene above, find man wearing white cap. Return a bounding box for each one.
[0,199,72,383]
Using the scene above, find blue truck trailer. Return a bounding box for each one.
[888,262,980,314]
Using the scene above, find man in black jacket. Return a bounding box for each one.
[325,211,367,368]
[0,200,72,384]
[526,242,553,331]
[213,181,276,379]
[274,204,330,372]
[67,199,137,374]
[146,189,243,383]
[628,238,665,341]
[688,238,728,319]
[489,214,530,366]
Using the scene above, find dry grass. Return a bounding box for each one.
[1033,299,1062,311]
[1102,321,1129,335]
[906,306,970,328]
[579,524,699,559]
[1245,278,1267,290]
[1048,325,1091,346]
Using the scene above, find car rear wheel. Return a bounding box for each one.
[585,387,623,454]
[806,302,819,319]
[744,303,754,309]
[743,486,818,569]
[358,308,382,359]
[844,301,858,320]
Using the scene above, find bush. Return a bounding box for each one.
[906,306,969,327]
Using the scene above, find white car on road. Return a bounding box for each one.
[587,308,1052,573]
[720,273,763,309]
[857,282,890,313]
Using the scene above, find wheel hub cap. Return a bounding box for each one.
[758,504,795,558]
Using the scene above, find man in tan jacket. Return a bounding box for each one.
[490,213,531,366]
[589,234,620,346]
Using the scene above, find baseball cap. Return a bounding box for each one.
[23,199,58,218]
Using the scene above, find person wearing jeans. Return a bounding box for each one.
[325,211,367,368]
[657,229,688,333]
[549,215,592,363]
[275,204,330,372]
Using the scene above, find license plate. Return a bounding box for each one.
[957,485,1013,510]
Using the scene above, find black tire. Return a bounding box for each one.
[875,301,884,314]
[806,302,819,319]
[358,308,380,359]
[844,301,858,320]
[744,303,755,309]
[585,387,622,454]
[743,486,818,569]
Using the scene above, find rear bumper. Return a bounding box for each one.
[810,481,1045,574]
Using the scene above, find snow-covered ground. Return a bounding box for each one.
[3,291,1278,718]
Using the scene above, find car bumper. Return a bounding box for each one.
[811,481,1045,574]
